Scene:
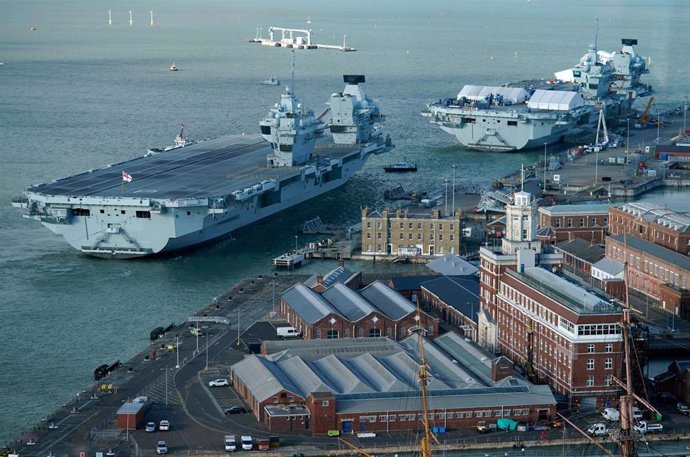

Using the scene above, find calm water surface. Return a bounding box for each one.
[1,0,689,442]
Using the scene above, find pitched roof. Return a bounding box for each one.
[420,276,480,322]
[388,274,442,291]
[359,280,416,320]
[238,336,555,414]
[592,257,625,276]
[426,253,479,276]
[554,238,605,264]
[610,234,690,272]
[281,283,339,324]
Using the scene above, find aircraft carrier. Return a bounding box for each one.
[423,38,652,152]
[13,75,392,259]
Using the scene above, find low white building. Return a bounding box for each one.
[591,257,625,281]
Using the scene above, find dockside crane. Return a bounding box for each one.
[636,97,655,126]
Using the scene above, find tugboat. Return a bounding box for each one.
[169,62,178,72]
[383,162,417,173]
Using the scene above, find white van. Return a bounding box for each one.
[190,327,203,337]
[224,435,236,452]
[276,326,301,337]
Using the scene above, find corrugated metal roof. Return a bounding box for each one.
[232,356,303,403]
[282,283,338,324]
[610,234,690,271]
[323,283,376,321]
[347,352,413,392]
[336,384,554,414]
[359,280,416,321]
[277,357,332,396]
[433,332,493,386]
[312,354,375,394]
[234,336,555,415]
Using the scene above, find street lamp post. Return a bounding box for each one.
[175,334,180,369]
[444,178,448,217]
[451,164,456,216]
[543,143,547,191]
[294,235,298,251]
[656,108,660,145]
[272,278,276,315]
[205,331,209,371]
[626,118,630,162]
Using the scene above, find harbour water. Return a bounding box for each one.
[1,0,689,443]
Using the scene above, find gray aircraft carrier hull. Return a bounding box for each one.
[17,134,388,258]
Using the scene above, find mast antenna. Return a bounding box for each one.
[290,49,295,94]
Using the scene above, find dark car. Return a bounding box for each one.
[225,406,247,415]
[677,402,690,416]
[658,392,678,404]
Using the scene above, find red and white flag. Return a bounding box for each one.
[122,171,133,183]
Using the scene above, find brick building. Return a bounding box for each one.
[279,280,439,340]
[361,207,462,257]
[419,276,480,340]
[608,202,690,255]
[553,238,605,277]
[478,190,562,355]
[537,204,610,245]
[230,336,556,435]
[496,267,623,408]
[606,234,690,318]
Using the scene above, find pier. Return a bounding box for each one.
[248,26,356,51]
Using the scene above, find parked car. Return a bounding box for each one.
[224,435,236,452]
[209,378,229,387]
[257,438,270,451]
[476,420,490,433]
[587,423,609,437]
[677,402,690,416]
[634,421,664,434]
[241,435,253,451]
[632,407,643,421]
[145,422,156,433]
[159,420,170,431]
[156,441,168,455]
[224,406,247,415]
[602,407,620,421]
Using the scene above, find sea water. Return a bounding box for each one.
[1,0,689,442]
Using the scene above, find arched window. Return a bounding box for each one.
[327,329,339,339]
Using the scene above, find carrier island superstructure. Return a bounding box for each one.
[14,75,392,259]
[423,38,652,152]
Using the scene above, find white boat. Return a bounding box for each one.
[261,76,280,86]
[170,62,178,72]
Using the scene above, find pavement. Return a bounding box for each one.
[6,270,690,457]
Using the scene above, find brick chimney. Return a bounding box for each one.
[316,274,324,285]
[491,356,514,382]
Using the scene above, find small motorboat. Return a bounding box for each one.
[383,162,417,173]
[170,62,178,71]
[261,76,280,86]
